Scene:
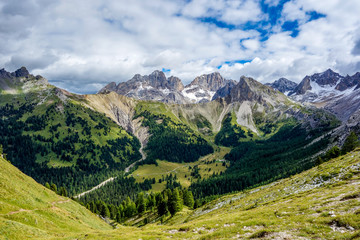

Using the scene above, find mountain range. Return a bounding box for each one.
[99,67,360,123]
[0,66,359,239]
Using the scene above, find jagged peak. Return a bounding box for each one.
[13,66,30,78]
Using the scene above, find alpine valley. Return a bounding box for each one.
[1,66,360,239]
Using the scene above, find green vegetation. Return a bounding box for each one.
[0,155,112,240]
[0,91,141,196]
[1,141,360,239]
[134,106,213,164]
[190,123,333,199]
[131,147,229,192]
[342,131,360,154]
[215,112,253,146]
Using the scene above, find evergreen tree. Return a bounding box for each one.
[100,202,110,218]
[342,131,359,154]
[110,205,118,219]
[147,193,156,211]
[116,211,122,223]
[50,183,57,193]
[324,146,340,160]
[59,186,68,197]
[183,190,195,209]
[168,188,182,216]
[45,182,51,189]
[136,192,147,214]
[157,194,168,216]
[194,199,201,209]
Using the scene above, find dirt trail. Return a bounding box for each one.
[74,147,146,199]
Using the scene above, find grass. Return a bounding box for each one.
[0,155,112,240]
[1,148,360,239]
[131,147,230,192]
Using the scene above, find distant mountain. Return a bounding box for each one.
[182,72,234,103]
[99,71,235,104]
[289,69,353,100]
[265,77,297,95]
[99,70,187,104]
[289,69,360,121]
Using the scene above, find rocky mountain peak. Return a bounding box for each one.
[167,76,184,91]
[227,76,266,103]
[186,72,226,91]
[266,77,297,94]
[312,68,343,86]
[13,66,30,78]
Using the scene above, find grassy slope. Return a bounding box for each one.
[82,148,360,239]
[0,156,113,240]
[1,148,359,239]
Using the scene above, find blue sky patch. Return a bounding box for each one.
[282,20,299,37]
[162,68,171,73]
[306,11,326,21]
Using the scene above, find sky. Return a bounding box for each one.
[0,0,360,94]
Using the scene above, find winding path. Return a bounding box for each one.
[74,147,146,199]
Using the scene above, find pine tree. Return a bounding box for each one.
[183,190,195,209]
[59,186,68,197]
[157,194,168,216]
[136,192,147,214]
[342,131,359,154]
[168,188,182,216]
[50,183,57,193]
[45,182,51,189]
[110,205,118,219]
[100,202,110,218]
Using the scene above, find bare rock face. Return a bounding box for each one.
[0,67,48,93]
[99,71,233,104]
[98,70,186,103]
[265,78,297,94]
[226,76,276,103]
[335,72,360,91]
[182,72,235,103]
[312,69,343,86]
[212,80,237,100]
[291,76,312,95]
[167,76,184,91]
[13,66,30,78]
[185,72,227,91]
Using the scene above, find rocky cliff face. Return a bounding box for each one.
[0,67,49,93]
[265,77,297,94]
[212,80,237,100]
[289,69,360,122]
[99,71,234,104]
[182,72,235,103]
[98,70,186,104]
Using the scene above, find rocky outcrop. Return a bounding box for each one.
[13,66,30,78]
[266,77,297,94]
[99,71,234,104]
[185,72,227,91]
[291,76,312,95]
[335,72,360,91]
[98,70,186,103]
[0,67,48,93]
[312,69,343,86]
[226,76,280,104]
[212,80,237,100]
[182,72,234,103]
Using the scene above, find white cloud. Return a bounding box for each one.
[0,0,359,93]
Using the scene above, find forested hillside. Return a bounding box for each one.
[0,79,141,195]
